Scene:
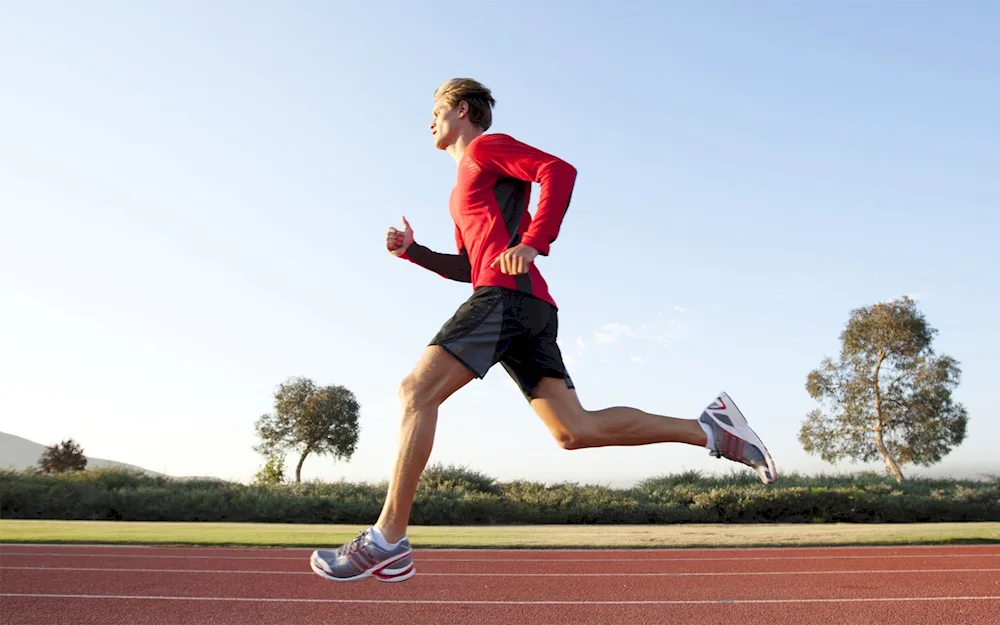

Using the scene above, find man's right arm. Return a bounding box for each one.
[400,243,471,283]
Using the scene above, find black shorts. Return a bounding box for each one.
[429,286,574,399]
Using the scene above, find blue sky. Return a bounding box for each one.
[2,2,997,485]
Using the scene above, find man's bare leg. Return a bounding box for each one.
[374,346,476,544]
[528,377,777,484]
[528,377,707,449]
[309,347,476,583]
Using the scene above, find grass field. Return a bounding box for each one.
[2,520,998,549]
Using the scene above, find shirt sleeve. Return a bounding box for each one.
[400,243,471,283]
[467,134,576,256]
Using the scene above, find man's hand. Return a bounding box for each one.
[490,243,539,275]
[386,216,414,257]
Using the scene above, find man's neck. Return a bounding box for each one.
[446,127,484,164]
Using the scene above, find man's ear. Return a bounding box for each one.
[457,100,469,118]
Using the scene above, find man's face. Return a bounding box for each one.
[429,98,464,150]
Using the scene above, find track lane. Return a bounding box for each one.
[5,543,999,559]
[3,593,1000,625]
[5,567,1000,602]
[2,544,998,624]
[3,553,997,574]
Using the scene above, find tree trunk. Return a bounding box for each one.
[872,351,904,484]
[873,428,904,484]
[295,449,310,483]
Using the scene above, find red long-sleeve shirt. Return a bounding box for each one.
[402,133,576,309]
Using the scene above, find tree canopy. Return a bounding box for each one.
[799,296,968,483]
[38,439,88,474]
[254,376,361,483]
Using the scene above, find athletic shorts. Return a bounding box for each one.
[429,286,574,399]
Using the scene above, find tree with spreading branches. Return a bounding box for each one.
[254,377,361,483]
[799,296,968,483]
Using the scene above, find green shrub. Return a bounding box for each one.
[1,465,997,525]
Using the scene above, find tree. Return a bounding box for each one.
[253,454,287,486]
[799,296,968,483]
[253,376,361,483]
[38,439,88,474]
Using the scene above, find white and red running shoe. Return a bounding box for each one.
[698,392,777,485]
[310,528,415,583]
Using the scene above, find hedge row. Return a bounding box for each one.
[2,465,997,524]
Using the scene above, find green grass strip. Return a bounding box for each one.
[2,520,998,549]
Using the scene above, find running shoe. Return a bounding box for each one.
[699,392,777,484]
[310,528,415,583]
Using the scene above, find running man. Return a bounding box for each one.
[310,78,777,584]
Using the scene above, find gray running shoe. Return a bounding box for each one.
[310,528,415,583]
[699,392,777,485]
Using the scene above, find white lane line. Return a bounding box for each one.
[3,592,1000,605]
[4,566,1000,577]
[1,551,997,562]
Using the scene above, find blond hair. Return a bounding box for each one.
[434,78,496,131]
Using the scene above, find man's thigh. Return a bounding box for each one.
[404,344,478,407]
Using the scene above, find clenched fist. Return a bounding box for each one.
[386,216,414,257]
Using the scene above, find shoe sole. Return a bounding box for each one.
[375,562,416,582]
[309,550,413,583]
[711,392,778,484]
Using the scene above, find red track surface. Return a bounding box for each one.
[2,543,999,624]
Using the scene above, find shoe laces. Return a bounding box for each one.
[339,530,370,557]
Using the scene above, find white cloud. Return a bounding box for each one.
[591,321,678,348]
[593,323,631,344]
[562,309,690,373]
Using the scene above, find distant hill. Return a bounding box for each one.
[0,431,165,477]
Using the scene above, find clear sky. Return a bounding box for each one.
[2,2,998,486]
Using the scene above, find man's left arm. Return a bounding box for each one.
[469,134,577,256]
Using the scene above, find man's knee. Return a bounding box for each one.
[529,380,595,450]
[554,425,592,450]
[553,411,597,450]
[398,373,434,415]
[398,346,476,414]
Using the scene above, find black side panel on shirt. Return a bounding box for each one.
[492,177,532,294]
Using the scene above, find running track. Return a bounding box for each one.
[2,543,999,624]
